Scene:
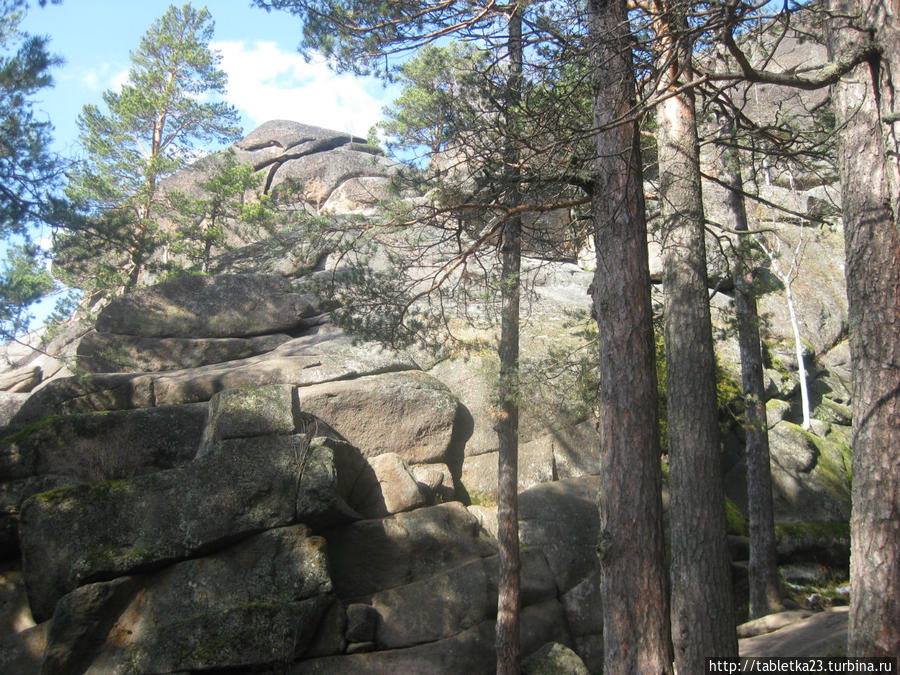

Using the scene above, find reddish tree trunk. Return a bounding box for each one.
[588,0,674,672]
[828,0,900,658]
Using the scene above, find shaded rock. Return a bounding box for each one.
[346,603,378,643]
[0,621,46,675]
[560,570,604,674]
[460,422,600,503]
[210,227,327,277]
[780,562,829,585]
[0,366,40,393]
[739,607,848,657]
[10,372,155,426]
[20,436,352,621]
[522,642,590,675]
[325,502,497,601]
[768,421,851,522]
[293,600,570,675]
[460,444,553,504]
[1,403,208,482]
[467,504,499,539]
[370,556,497,649]
[294,619,497,674]
[41,525,338,674]
[543,420,602,480]
[518,476,602,593]
[429,354,512,457]
[0,476,68,559]
[298,370,458,465]
[775,521,850,569]
[95,273,319,338]
[77,330,291,373]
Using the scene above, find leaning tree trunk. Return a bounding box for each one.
[828,0,900,658]
[495,9,523,674]
[715,110,781,619]
[588,1,673,672]
[653,5,737,669]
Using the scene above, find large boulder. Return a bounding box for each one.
[518,476,603,594]
[295,600,571,674]
[20,436,353,621]
[730,420,852,523]
[40,525,340,674]
[231,121,405,215]
[298,370,459,465]
[522,642,591,675]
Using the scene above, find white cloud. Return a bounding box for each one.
[74,64,129,93]
[110,70,130,92]
[212,40,388,137]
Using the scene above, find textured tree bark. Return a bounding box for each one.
[653,6,737,668]
[588,1,673,672]
[715,111,782,619]
[828,0,900,658]
[495,9,522,674]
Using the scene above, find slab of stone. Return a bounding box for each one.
[152,328,419,407]
[9,373,155,426]
[41,526,339,674]
[739,607,848,657]
[95,273,320,338]
[518,476,603,594]
[20,437,352,621]
[77,330,291,373]
[522,642,590,675]
[2,403,208,482]
[737,610,814,639]
[9,328,418,422]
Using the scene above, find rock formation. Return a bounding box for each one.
[0,118,852,672]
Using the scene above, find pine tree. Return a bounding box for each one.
[56,3,241,299]
[0,0,63,338]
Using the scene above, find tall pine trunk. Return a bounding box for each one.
[495,9,523,673]
[653,5,737,668]
[715,111,781,618]
[588,1,673,672]
[828,0,900,657]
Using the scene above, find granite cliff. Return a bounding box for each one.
[0,119,851,672]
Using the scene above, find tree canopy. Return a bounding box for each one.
[55,2,241,297]
[0,0,63,339]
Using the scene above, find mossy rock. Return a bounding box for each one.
[775,521,850,568]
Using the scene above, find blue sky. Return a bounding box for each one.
[22,0,397,158]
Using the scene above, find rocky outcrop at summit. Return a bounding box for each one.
[162,120,408,220]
